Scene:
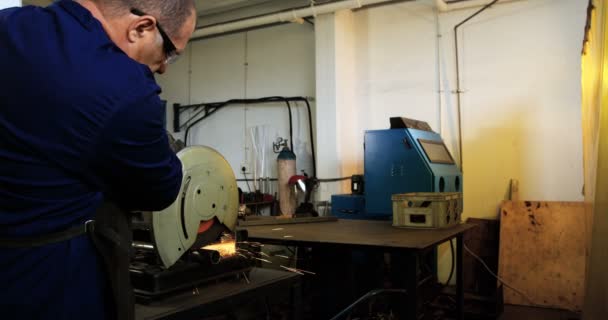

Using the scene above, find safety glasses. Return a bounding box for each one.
[130,8,179,65]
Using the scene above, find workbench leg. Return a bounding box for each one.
[456,235,464,320]
[290,278,303,320]
[404,252,418,320]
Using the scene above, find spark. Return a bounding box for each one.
[252,257,272,263]
[295,268,316,275]
[280,265,304,275]
[279,265,316,275]
[202,240,236,258]
[237,241,264,247]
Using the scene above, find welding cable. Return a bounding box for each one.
[181,105,206,130]
[317,176,352,182]
[463,243,537,306]
[183,101,225,145]
[268,97,316,178]
[279,98,318,177]
[181,96,317,177]
[182,97,295,152]
[183,99,236,146]
[260,96,294,152]
[301,98,317,178]
[284,100,294,151]
[242,172,252,193]
[178,97,317,178]
[265,97,316,177]
[329,289,407,320]
[268,97,316,177]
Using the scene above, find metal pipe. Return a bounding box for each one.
[453,0,499,171]
[456,235,464,320]
[132,241,155,251]
[190,0,397,40]
[436,0,520,12]
[434,6,442,136]
[191,249,221,264]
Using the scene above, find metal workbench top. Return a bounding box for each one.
[242,219,475,250]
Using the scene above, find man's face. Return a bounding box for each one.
[127,10,197,74]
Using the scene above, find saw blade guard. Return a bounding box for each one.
[151,146,239,268]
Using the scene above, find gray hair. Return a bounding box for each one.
[96,0,196,37]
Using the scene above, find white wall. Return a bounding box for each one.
[156,23,315,194]
[160,0,586,213]
[439,0,586,217]
[314,11,359,200]
[158,0,586,278]
[314,0,586,282]
[1,0,21,9]
[320,0,586,216]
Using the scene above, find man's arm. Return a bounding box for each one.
[92,93,183,211]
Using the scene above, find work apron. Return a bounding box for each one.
[0,202,134,320]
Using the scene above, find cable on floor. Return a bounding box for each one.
[463,243,536,306]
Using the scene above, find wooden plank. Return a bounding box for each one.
[498,201,587,311]
[509,179,519,201]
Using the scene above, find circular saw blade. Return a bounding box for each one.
[151,146,239,268]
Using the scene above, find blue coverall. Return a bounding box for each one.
[0,1,183,318]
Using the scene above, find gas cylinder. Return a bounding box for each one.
[277,147,296,216]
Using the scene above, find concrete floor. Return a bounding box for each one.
[499,305,581,320]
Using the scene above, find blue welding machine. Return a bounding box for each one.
[332,118,462,220]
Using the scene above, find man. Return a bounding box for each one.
[0,0,196,319]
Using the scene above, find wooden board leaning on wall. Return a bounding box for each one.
[498,201,588,312]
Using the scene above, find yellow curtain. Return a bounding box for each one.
[582,0,608,318]
[582,0,606,207]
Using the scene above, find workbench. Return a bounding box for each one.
[242,219,475,320]
[135,268,302,320]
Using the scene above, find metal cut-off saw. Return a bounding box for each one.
[131,146,240,269]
